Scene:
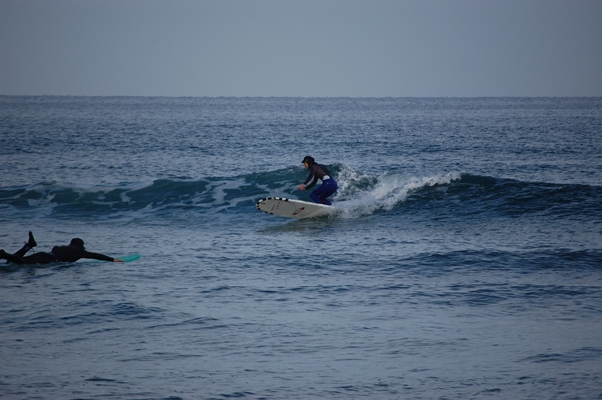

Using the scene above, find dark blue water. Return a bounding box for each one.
[1,96,601,399]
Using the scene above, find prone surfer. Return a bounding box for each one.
[298,155,338,205]
[0,231,125,265]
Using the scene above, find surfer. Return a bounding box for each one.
[298,155,338,206]
[0,232,125,265]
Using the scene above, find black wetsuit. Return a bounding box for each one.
[2,245,114,265]
[303,163,333,189]
[303,163,338,205]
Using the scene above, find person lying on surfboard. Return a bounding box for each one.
[0,231,125,265]
[298,155,338,206]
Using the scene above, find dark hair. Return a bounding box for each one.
[302,155,315,165]
[70,238,85,248]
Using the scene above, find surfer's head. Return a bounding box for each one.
[69,238,85,248]
[302,155,315,167]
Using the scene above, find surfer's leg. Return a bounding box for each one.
[0,249,26,264]
[0,250,55,265]
[311,180,338,205]
[10,231,38,260]
[28,231,37,248]
[324,179,337,203]
[13,245,30,259]
[22,252,57,265]
[310,190,322,204]
[311,186,332,205]
[310,185,330,204]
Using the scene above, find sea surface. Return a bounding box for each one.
[1,96,601,400]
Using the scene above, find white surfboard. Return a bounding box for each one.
[256,197,333,219]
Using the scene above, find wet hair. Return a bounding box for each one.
[70,238,85,248]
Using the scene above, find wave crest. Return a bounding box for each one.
[333,167,462,218]
[0,169,598,221]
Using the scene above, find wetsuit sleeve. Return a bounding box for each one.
[81,251,115,262]
[304,165,319,189]
[303,169,315,185]
[305,176,319,190]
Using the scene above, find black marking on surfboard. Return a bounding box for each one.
[256,197,292,215]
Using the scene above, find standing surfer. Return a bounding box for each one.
[298,155,338,205]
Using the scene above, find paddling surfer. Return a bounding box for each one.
[298,155,338,206]
[0,232,124,265]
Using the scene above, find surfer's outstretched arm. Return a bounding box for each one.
[80,250,124,262]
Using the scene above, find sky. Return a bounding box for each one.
[1,0,601,97]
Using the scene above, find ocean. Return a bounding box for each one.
[0,96,601,399]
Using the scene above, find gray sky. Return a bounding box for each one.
[1,0,601,97]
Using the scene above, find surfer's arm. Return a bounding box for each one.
[82,251,122,262]
[300,164,321,190]
[305,179,317,190]
[299,178,318,190]
[299,175,311,190]
[301,168,318,190]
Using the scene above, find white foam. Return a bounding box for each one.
[334,170,461,218]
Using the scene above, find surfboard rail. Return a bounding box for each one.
[256,197,333,219]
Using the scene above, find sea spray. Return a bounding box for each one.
[333,168,463,218]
